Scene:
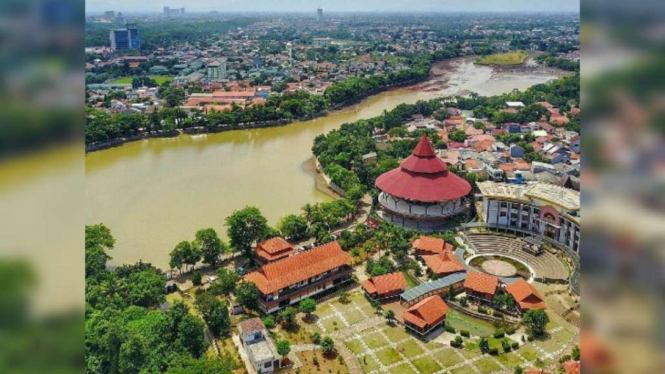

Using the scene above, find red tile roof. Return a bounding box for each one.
[464,271,499,296]
[257,237,293,254]
[474,139,494,153]
[412,236,454,255]
[563,361,580,374]
[423,251,466,276]
[361,272,407,296]
[255,237,295,263]
[505,279,547,310]
[244,241,352,294]
[403,295,449,329]
[524,369,550,374]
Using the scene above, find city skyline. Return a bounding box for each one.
[86,0,580,14]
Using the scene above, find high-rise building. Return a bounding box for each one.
[206,58,228,81]
[104,11,115,19]
[163,6,169,16]
[317,7,324,21]
[163,6,185,17]
[286,42,293,66]
[181,8,185,14]
[110,23,140,51]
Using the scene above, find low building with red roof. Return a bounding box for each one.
[244,241,353,313]
[361,272,408,300]
[464,271,500,302]
[422,251,466,278]
[505,278,547,312]
[524,369,550,374]
[563,360,580,374]
[254,237,296,266]
[412,236,455,256]
[402,295,450,335]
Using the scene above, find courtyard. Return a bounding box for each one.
[309,289,578,374]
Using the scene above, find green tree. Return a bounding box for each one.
[276,339,291,361]
[262,316,275,329]
[320,336,335,354]
[572,345,580,361]
[522,309,549,337]
[193,228,226,266]
[278,306,297,327]
[124,269,166,307]
[514,366,524,374]
[479,338,490,354]
[277,214,309,240]
[85,224,115,277]
[225,206,269,258]
[192,271,202,286]
[209,268,240,295]
[118,334,146,374]
[176,313,207,358]
[169,241,188,273]
[235,281,260,311]
[384,310,395,321]
[448,130,467,143]
[299,298,317,319]
[195,293,231,337]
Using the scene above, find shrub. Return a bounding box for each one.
[521,335,526,342]
[489,347,499,355]
[445,325,456,334]
[460,330,470,337]
[511,342,519,349]
[527,335,534,342]
[451,336,464,348]
[494,311,504,319]
[262,316,275,329]
[192,271,202,286]
[310,332,321,344]
[506,326,517,335]
[502,339,512,352]
[478,305,487,314]
[494,329,505,339]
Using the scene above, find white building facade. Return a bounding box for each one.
[477,182,580,253]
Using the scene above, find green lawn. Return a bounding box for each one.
[475,357,503,374]
[475,51,528,65]
[389,363,418,374]
[450,366,477,374]
[551,328,575,344]
[495,352,524,368]
[412,356,442,374]
[322,316,345,332]
[445,310,497,337]
[433,348,463,368]
[403,271,420,287]
[363,331,389,349]
[359,355,380,373]
[383,325,412,342]
[346,339,365,355]
[396,340,424,358]
[110,75,173,85]
[376,347,402,366]
[517,343,539,361]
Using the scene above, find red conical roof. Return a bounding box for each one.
[375,135,471,202]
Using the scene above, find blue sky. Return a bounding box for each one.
[87,0,580,14]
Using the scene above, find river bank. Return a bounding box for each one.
[85,58,564,269]
[301,156,343,200]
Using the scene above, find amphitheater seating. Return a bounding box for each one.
[465,234,570,281]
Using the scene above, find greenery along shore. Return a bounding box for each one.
[85,48,460,147]
[312,73,580,196]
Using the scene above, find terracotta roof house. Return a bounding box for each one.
[505,278,547,312]
[244,241,353,313]
[254,237,296,265]
[464,271,500,302]
[402,295,450,335]
[422,251,466,277]
[563,360,581,374]
[361,272,408,300]
[412,236,455,256]
[474,139,495,153]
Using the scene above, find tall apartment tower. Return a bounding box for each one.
[163,6,169,16]
[317,7,324,21]
[110,23,140,51]
[286,42,293,66]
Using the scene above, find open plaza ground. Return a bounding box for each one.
[277,288,579,374]
[110,75,174,85]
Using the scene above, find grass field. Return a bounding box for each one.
[475,50,528,65]
[110,75,173,85]
[445,310,498,337]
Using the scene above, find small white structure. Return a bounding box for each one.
[506,101,525,108]
[238,318,281,373]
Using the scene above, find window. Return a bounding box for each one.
[265,361,272,368]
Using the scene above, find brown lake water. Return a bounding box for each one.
[85,59,562,268]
